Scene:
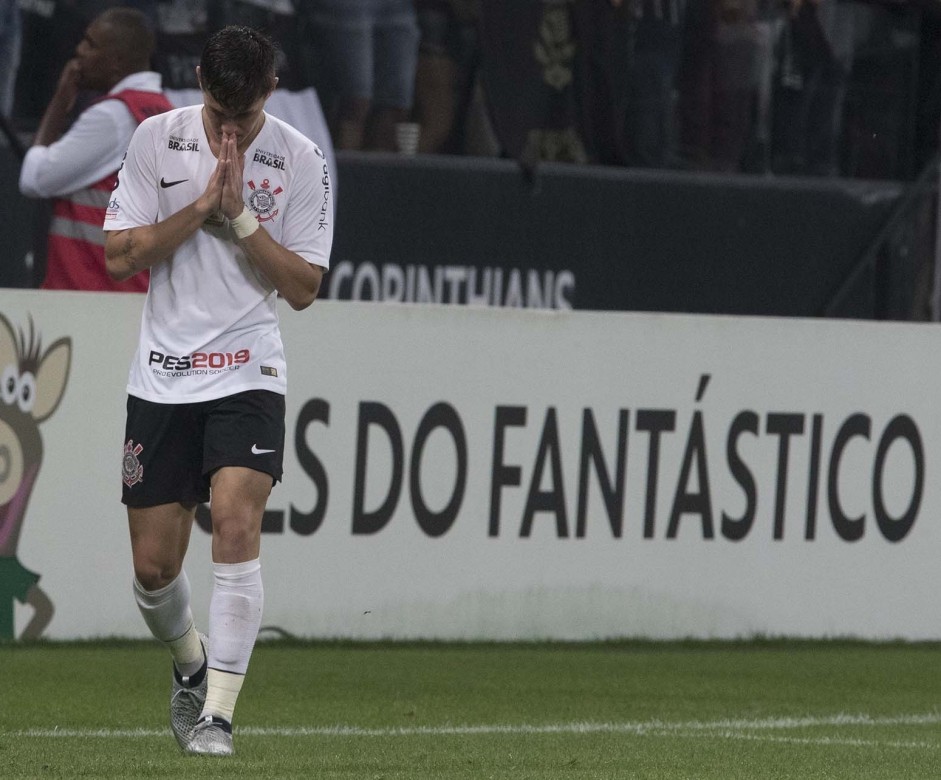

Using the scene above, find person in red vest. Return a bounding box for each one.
[18,7,171,292]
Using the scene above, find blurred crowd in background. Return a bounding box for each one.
[0,0,939,181]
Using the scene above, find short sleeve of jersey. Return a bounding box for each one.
[105,114,161,230]
[278,138,333,271]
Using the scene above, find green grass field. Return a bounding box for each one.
[1,638,939,779]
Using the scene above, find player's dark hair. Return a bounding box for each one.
[200,26,277,112]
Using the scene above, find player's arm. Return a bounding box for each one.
[237,229,324,311]
[105,200,214,280]
[104,146,229,280]
[220,134,324,310]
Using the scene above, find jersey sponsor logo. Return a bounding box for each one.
[105,197,120,220]
[168,135,200,152]
[123,439,144,487]
[247,178,282,223]
[251,444,276,455]
[160,177,188,188]
[318,162,331,232]
[147,348,251,376]
[253,148,286,171]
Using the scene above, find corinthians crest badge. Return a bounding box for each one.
[123,439,144,487]
[247,178,283,222]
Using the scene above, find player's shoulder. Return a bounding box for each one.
[133,105,204,154]
[137,104,202,135]
[263,113,327,164]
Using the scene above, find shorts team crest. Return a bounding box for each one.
[123,439,144,487]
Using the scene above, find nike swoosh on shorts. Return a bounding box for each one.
[251,445,276,455]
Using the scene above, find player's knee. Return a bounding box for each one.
[134,550,183,592]
[134,560,182,591]
[210,512,260,559]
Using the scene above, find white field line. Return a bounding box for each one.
[664,729,937,750]
[5,712,941,749]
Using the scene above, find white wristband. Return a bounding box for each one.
[230,207,259,240]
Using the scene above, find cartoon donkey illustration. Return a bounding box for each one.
[0,312,71,640]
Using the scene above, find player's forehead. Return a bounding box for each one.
[202,90,266,119]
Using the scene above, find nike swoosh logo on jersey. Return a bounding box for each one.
[251,445,276,455]
[160,177,188,188]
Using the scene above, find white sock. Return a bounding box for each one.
[201,668,245,724]
[207,558,263,675]
[133,572,205,677]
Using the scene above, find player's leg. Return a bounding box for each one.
[122,396,211,749]
[129,501,204,667]
[186,466,270,756]
[129,502,211,749]
[187,390,284,756]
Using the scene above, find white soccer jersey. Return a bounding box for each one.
[106,105,333,404]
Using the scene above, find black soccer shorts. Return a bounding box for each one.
[121,389,286,507]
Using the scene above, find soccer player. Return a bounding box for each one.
[103,25,334,756]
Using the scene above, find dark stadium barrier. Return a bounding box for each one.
[325,151,908,318]
[0,142,40,289]
[0,144,914,318]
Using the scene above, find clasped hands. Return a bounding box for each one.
[198,133,246,227]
